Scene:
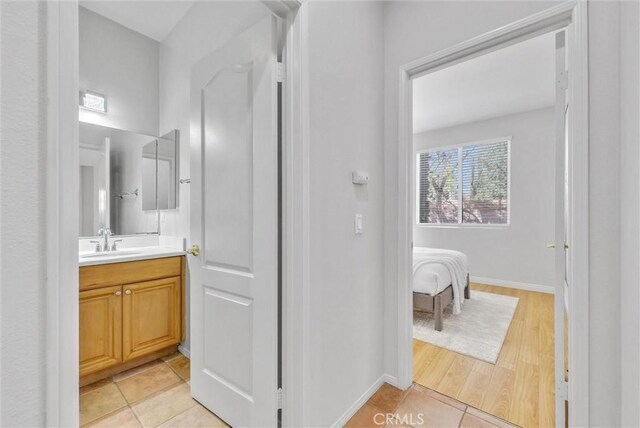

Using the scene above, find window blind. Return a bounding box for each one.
[461,141,509,224]
[418,148,459,224]
[418,140,509,225]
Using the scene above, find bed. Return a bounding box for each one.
[413,247,470,331]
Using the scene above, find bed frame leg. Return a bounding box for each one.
[464,274,471,299]
[434,295,443,331]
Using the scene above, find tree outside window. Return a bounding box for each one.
[418,140,509,225]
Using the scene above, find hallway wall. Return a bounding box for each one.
[305,2,386,425]
[0,1,48,425]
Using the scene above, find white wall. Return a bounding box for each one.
[79,7,162,238]
[618,1,639,426]
[383,1,629,425]
[79,7,159,137]
[304,2,386,426]
[158,0,269,354]
[0,1,47,425]
[413,107,555,288]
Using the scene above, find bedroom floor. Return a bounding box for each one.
[413,283,556,428]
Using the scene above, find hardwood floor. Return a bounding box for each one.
[413,283,556,428]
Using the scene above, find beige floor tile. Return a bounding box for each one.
[412,384,467,412]
[346,404,385,427]
[85,408,142,428]
[113,360,164,382]
[132,383,197,427]
[81,378,114,396]
[159,404,228,428]
[167,356,190,380]
[367,383,408,414]
[117,364,181,404]
[460,413,500,428]
[162,352,183,362]
[394,387,464,428]
[80,383,127,426]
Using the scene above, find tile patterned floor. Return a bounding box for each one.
[347,383,518,428]
[83,354,518,427]
[80,353,228,427]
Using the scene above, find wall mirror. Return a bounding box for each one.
[79,121,179,237]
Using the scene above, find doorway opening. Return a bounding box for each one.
[65,2,300,427]
[395,4,589,428]
[409,30,561,427]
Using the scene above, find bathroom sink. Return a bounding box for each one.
[80,250,141,259]
[78,246,186,267]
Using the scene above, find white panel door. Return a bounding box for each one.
[554,30,568,428]
[189,15,278,428]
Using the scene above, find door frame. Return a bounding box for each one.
[273,2,308,427]
[46,2,80,426]
[394,2,589,426]
[45,1,303,426]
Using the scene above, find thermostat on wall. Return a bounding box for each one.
[352,171,369,185]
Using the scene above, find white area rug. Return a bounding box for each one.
[413,291,519,364]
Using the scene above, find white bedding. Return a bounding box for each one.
[413,247,469,314]
[413,262,452,295]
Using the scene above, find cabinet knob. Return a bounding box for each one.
[125,290,132,295]
[115,291,122,296]
[187,244,200,256]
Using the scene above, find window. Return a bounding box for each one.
[417,139,510,225]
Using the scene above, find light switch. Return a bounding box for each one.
[352,171,369,185]
[355,214,363,235]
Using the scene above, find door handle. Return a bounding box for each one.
[187,244,200,256]
[115,290,122,296]
[125,290,131,295]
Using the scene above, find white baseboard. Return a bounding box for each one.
[382,374,399,388]
[332,375,385,427]
[470,276,554,294]
[178,344,191,358]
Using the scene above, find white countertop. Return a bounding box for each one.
[79,246,186,267]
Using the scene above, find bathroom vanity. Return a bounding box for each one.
[77,114,185,386]
[79,253,186,386]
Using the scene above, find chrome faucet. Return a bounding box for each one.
[97,227,112,252]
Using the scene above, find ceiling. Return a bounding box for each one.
[412,31,556,134]
[79,1,195,42]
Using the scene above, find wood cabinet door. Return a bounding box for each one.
[123,276,181,361]
[79,285,123,376]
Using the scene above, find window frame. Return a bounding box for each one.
[415,136,512,228]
